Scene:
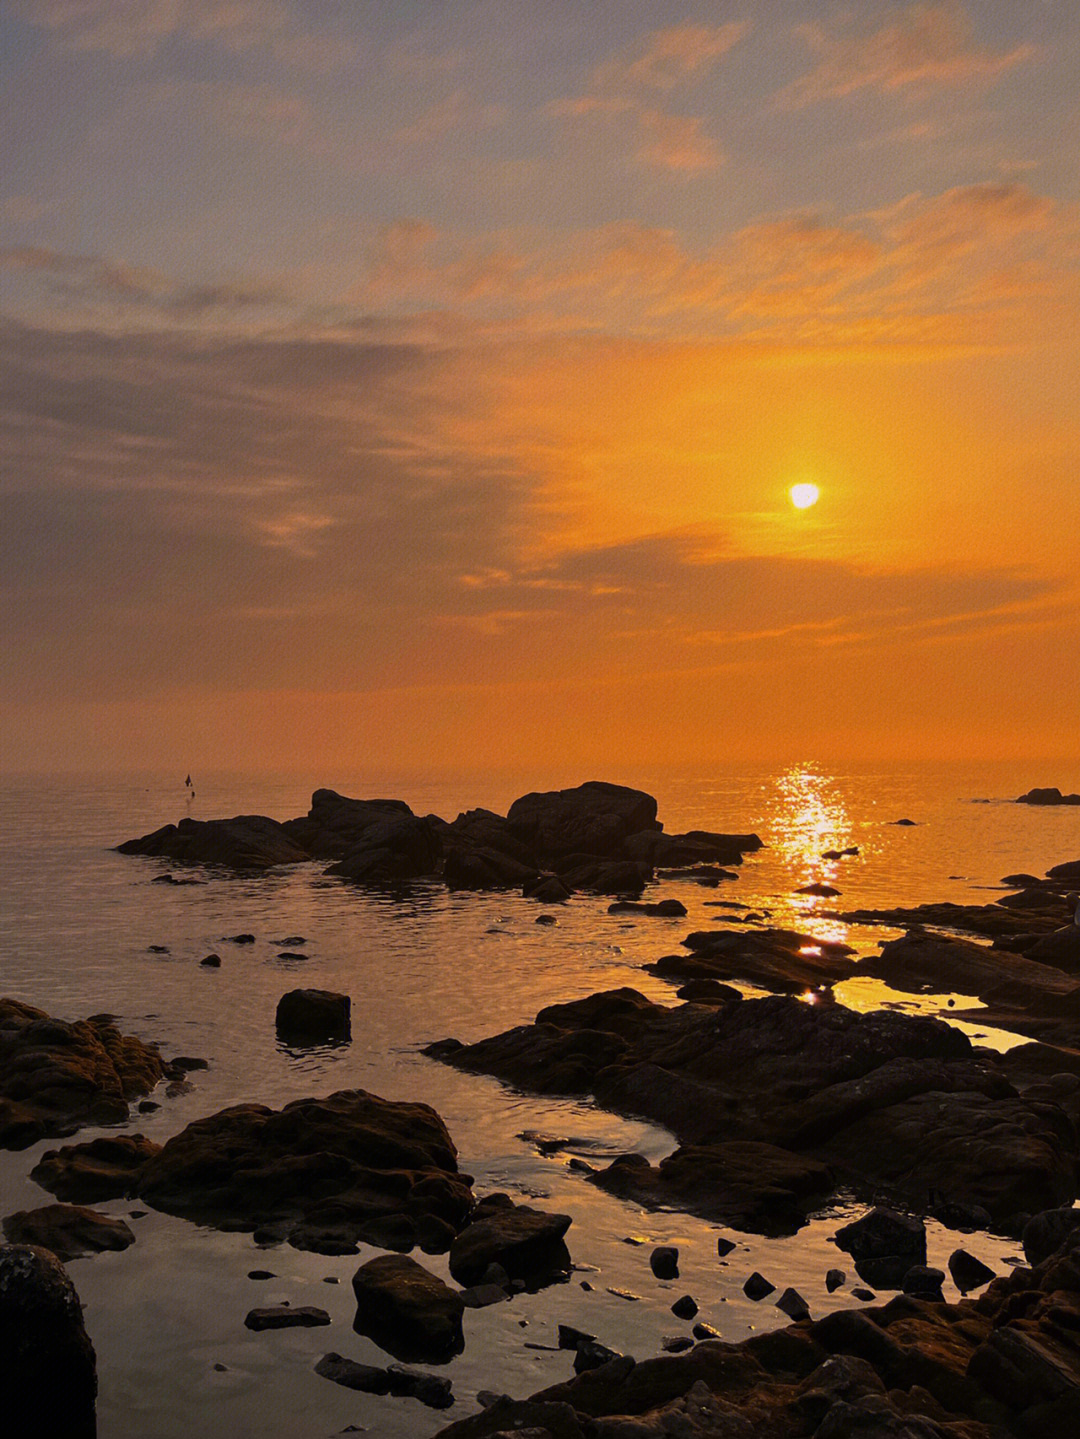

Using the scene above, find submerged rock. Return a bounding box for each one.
[648,928,857,996]
[315,1351,454,1408]
[0,1245,98,1438]
[0,998,169,1150]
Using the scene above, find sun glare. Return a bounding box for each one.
[789,483,820,509]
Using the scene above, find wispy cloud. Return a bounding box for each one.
[781,2,1035,108]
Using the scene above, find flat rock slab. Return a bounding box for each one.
[315,1352,454,1409]
[244,1306,330,1331]
[3,1204,135,1260]
[128,1089,473,1254]
[0,998,169,1150]
[648,928,858,995]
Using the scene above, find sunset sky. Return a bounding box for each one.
[2,1,1078,772]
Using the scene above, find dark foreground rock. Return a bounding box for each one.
[1018,787,1080,805]
[427,989,1077,1232]
[275,989,351,1045]
[0,1244,97,1439]
[431,1206,1080,1439]
[0,998,172,1149]
[648,928,857,995]
[3,1204,135,1260]
[116,814,309,869]
[28,1090,474,1256]
[352,1253,464,1363]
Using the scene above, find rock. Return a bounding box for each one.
[851,1287,876,1301]
[248,1270,275,1280]
[225,934,256,944]
[444,846,538,890]
[281,790,416,859]
[559,1325,596,1350]
[1024,927,1080,971]
[947,1249,995,1294]
[351,1254,464,1363]
[200,954,221,968]
[459,1283,509,1308]
[147,944,169,953]
[608,900,688,917]
[557,858,652,895]
[525,876,573,904]
[662,1335,695,1353]
[675,979,742,1004]
[116,814,308,869]
[1018,787,1080,805]
[507,782,660,860]
[743,1272,774,1300]
[796,883,841,898]
[1022,1207,1080,1267]
[900,1264,945,1300]
[648,928,857,995]
[776,1287,810,1321]
[325,812,442,883]
[244,1305,331,1330]
[2,1205,135,1260]
[0,998,167,1149]
[275,989,351,1045]
[692,1322,721,1340]
[30,1135,162,1203]
[716,1236,737,1257]
[860,929,1076,1010]
[0,1244,98,1438]
[574,1340,623,1373]
[671,1294,698,1319]
[315,1351,454,1408]
[449,1196,571,1287]
[135,1088,472,1253]
[834,1209,927,1268]
[276,952,307,962]
[1048,860,1080,881]
[826,1268,845,1292]
[650,1246,679,1280]
[892,818,918,825]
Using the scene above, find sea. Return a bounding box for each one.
[2,760,1079,1438]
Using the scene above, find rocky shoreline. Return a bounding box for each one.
[4,779,1080,1434]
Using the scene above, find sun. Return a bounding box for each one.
[789,483,820,510]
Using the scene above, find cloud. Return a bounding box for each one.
[782,2,1035,107]
[11,0,358,68]
[550,22,747,173]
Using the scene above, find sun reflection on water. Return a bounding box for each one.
[764,765,858,945]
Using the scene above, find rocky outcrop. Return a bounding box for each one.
[0,999,171,1149]
[34,1090,474,1256]
[115,814,308,869]
[647,928,857,995]
[351,1253,464,1363]
[430,1209,1080,1439]
[427,990,1077,1232]
[31,1134,161,1203]
[280,790,416,859]
[0,1244,97,1439]
[324,813,442,883]
[1018,787,1080,805]
[3,1204,135,1260]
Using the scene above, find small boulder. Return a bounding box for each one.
[448,1196,571,1288]
[275,989,350,1045]
[833,1208,926,1268]
[2,1205,135,1261]
[947,1248,995,1294]
[776,1287,810,1321]
[671,1294,698,1318]
[825,1268,845,1293]
[650,1245,679,1280]
[351,1254,464,1364]
[744,1272,775,1300]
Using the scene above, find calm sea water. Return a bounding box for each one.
[2,761,1079,1438]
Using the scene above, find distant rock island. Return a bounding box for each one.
[1017,787,1080,806]
[116,781,763,894]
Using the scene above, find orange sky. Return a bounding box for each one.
[2,2,1078,771]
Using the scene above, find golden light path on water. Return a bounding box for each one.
[759,766,1025,1050]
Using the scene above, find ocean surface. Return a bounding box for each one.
[2,760,1080,1439]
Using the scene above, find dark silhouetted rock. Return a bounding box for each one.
[826,1268,845,1292]
[0,1244,98,1439]
[650,1245,679,1279]
[444,846,538,890]
[31,1135,162,1203]
[117,814,308,869]
[245,1305,331,1330]
[776,1287,810,1321]
[716,1235,736,1257]
[743,1272,775,1300]
[649,928,857,995]
[2,1205,135,1260]
[325,813,441,883]
[797,883,841,898]
[448,1195,571,1287]
[315,1352,454,1408]
[351,1253,464,1364]
[281,790,415,859]
[671,1294,698,1318]
[901,1265,945,1300]
[1022,1207,1080,1267]
[135,1089,472,1254]
[0,998,168,1149]
[834,1209,926,1268]
[200,954,221,968]
[525,876,573,903]
[1018,787,1080,806]
[507,782,660,860]
[608,899,688,917]
[947,1249,995,1294]
[275,989,350,1045]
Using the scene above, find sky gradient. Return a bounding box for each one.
[2,1,1078,771]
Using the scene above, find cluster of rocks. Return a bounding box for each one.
[426,986,1078,1235]
[0,998,186,1149]
[116,781,762,895]
[1017,787,1080,806]
[430,1204,1080,1439]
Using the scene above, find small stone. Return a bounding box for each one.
[580,1281,593,1291]
[776,1287,810,1321]
[852,1287,876,1301]
[137,1101,159,1113]
[213,1363,228,1372]
[948,1248,996,1295]
[244,1305,331,1331]
[558,1324,596,1350]
[671,1294,698,1319]
[247,1270,276,1280]
[147,945,169,953]
[716,1236,737,1258]
[693,1323,721,1340]
[743,1273,775,1301]
[574,1340,622,1373]
[825,1268,845,1292]
[225,934,256,944]
[200,954,221,967]
[662,1335,695,1352]
[323,1276,339,1284]
[606,1287,641,1301]
[536,915,557,925]
[650,1245,679,1280]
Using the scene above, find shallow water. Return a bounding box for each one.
[1,760,1078,1437]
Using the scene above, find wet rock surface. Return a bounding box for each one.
[448,1194,572,1287]
[351,1253,465,1363]
[315,1351,455,1408]
[274,988,351,1045]
[34,1089,475,1254]
[3,1203,136,1260]
[647,928,858,995]
[0,998,173,1149]
[0,1243,98,1439]
[427,988,1077,1231]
